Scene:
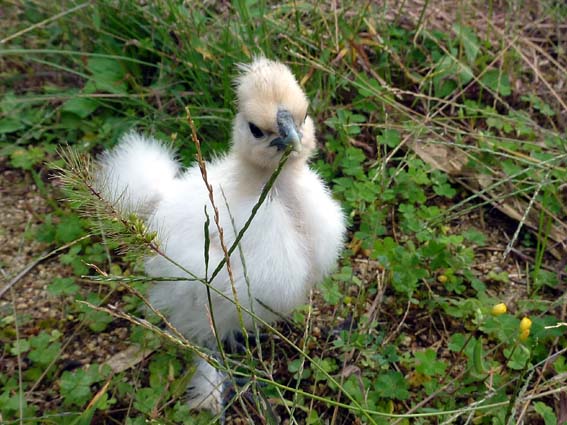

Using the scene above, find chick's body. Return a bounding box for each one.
[146,150,344,345]
[97,57,345,411]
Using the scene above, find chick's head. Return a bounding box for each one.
[232,57,315,169]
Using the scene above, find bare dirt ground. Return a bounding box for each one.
[0,163,131,411]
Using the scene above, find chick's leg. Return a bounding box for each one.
[187,357,225,414]
[223,330,269,354]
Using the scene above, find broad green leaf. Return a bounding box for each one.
[377,129,401,148]
[481,69,511,96]
[10,339,30,355]
[62,97,99,118]
[533,402,557,425]
[415,349,447,376]
[10,147,45,170]
[448,333,467,352]
[48,277,80,296]
[374,371,409,400]
[504,345,531,370]
[55,215,85,243]
[60,368,100,407]
[0,117,24,134]
[320,277,342,305]
[453,24,480,64]
[87,57,127,94]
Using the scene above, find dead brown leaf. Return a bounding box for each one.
[102,344,155,374]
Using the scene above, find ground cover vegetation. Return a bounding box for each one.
[1,1,566,424]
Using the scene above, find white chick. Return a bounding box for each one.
[97,57,345,413]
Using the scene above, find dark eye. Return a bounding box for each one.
[248,122,264,138]
[304,114,308,123]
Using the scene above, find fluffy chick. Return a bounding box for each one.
[97,57,345,412]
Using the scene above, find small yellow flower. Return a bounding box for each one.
[520,317,532,332]
[437,274,448,284]
[519,317,532,341]
[519,329,530,341]
[491,303,507,316]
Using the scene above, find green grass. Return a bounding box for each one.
[1,0,566,424]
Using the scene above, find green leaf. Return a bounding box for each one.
[0,92,21,114]
[434,78,458,98]
[463,229,486,246]
[504,345,530,370]
[373,237,398,262]
[374,371,409,400]
[149,353,181,389]
[320,277,342,305]
[453,24,480,64]
[480,315,519,344]
[0,117,24,134]
[306,410,321,425]
[36,215,56,243]
[48,277,80,296]
[448,333,467,352]
[78,294,114,332]
[84,308,113,333]
[60,368,100,407]
[415,349,447,376]
[288,359,311,379]
[356,74,383,97]
[134,387,161,414]
[433,53,473,96]
[377,129,401,148]
[481,69,511,96]
[287,359,302,373]
[312,357,338,381]
[342,375,365,404]
[533,402,557,425]
[553,355,567,373]
[521,94,555,116]
[10,339,30,355]
[87,57,127,94]
[55,215,85,243]
[10,147,45,170]
[62,97,99,118]
[433,181,457,198]
[29,332,62,366]
[471,338,487,375]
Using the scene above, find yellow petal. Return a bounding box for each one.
[520,317,532,331]
[519,329,530,341]
[491,303,507,316]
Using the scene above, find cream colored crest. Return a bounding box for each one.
[232,57,316,169]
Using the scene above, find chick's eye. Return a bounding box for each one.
[248,122,264,138]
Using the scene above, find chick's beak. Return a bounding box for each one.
[270,109,302,152]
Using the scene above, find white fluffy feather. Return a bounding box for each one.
[96,132,179,216]
[96,58,345,413]
[145,144,344,343]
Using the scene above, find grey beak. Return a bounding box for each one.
[270,109,302,152]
